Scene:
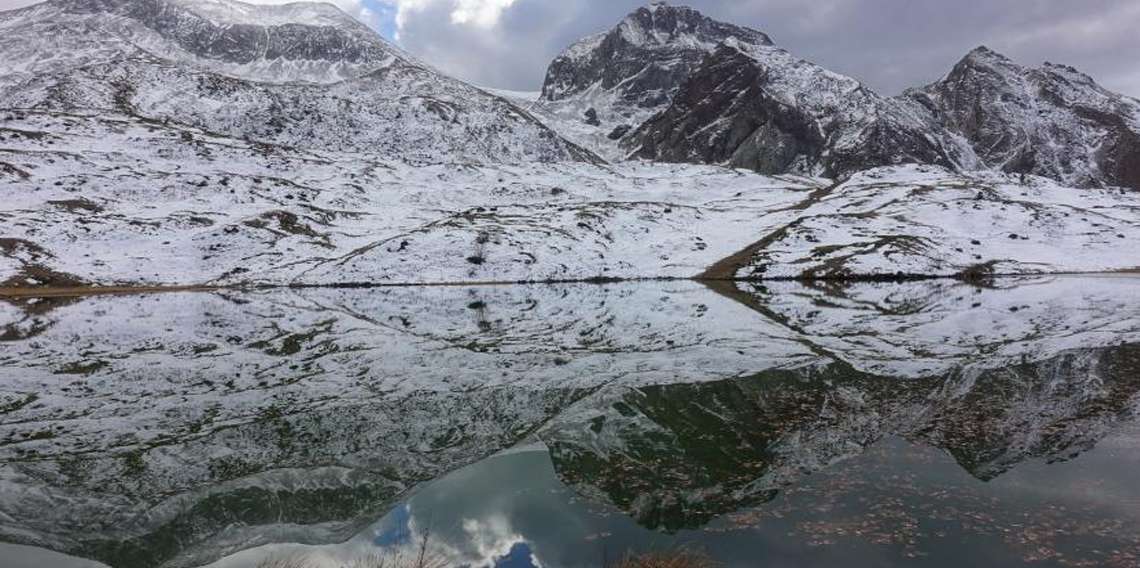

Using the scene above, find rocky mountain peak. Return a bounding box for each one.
[613,2,773,51]
[539,3,770,113]
[534,2,774,156]
[909,46,1140,189]
[624,37,972,179]
[946,45,1025,80]
[963,45,1007,61]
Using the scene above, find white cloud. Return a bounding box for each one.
[385,0,518,38]
[449,0,517,27]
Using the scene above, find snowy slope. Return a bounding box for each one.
[0,110,821,287]
[3,112,1140,287]
[0,0,594,163]
[0,0,403,85]
[727,165,1140,280]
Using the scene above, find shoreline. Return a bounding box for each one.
[2,270,1139,299]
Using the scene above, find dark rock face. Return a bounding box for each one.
[907,47,1140,189]
[625,41,963,179]
[540,2,772,110]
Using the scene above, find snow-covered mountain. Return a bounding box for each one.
[2,0,1139,287]
[535,2,982,176]
[535,2,772,156]
[0,0,594,163]
[536,3,1140,189]
[907,46,1140,190]
[625,37,980,179]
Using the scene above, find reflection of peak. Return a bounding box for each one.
[911,343,1140,480]
[543,364,890,531]
[542,343,1140,531]
[0,387,590,568]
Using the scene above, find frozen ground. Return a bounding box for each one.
[0,110,819,287]
[3,112,1140,288]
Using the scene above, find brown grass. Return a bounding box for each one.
[608,549,719,568]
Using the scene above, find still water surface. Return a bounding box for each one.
[1,277,1139,568]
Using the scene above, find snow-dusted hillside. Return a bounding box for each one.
[3,111,1139,288]
[721,165,1140,280]
[0,110,823,287]
[0,0,400,84]
[0,0,593,163]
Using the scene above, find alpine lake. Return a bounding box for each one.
[2,276,1139,568]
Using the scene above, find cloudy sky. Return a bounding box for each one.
[2,0,1138,97]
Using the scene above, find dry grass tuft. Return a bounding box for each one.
[609,549,720,568]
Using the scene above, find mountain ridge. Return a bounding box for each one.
[0,0,598,163]
[624,36,981,179]
[537,2,1140,189]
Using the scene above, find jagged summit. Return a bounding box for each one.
[908,45,1140,189]
[532,2,773,158]
[541,2,771,107]
[965,45,1004,58]
[625,37,978,179]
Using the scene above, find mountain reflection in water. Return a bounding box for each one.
[1,277,1138,568]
